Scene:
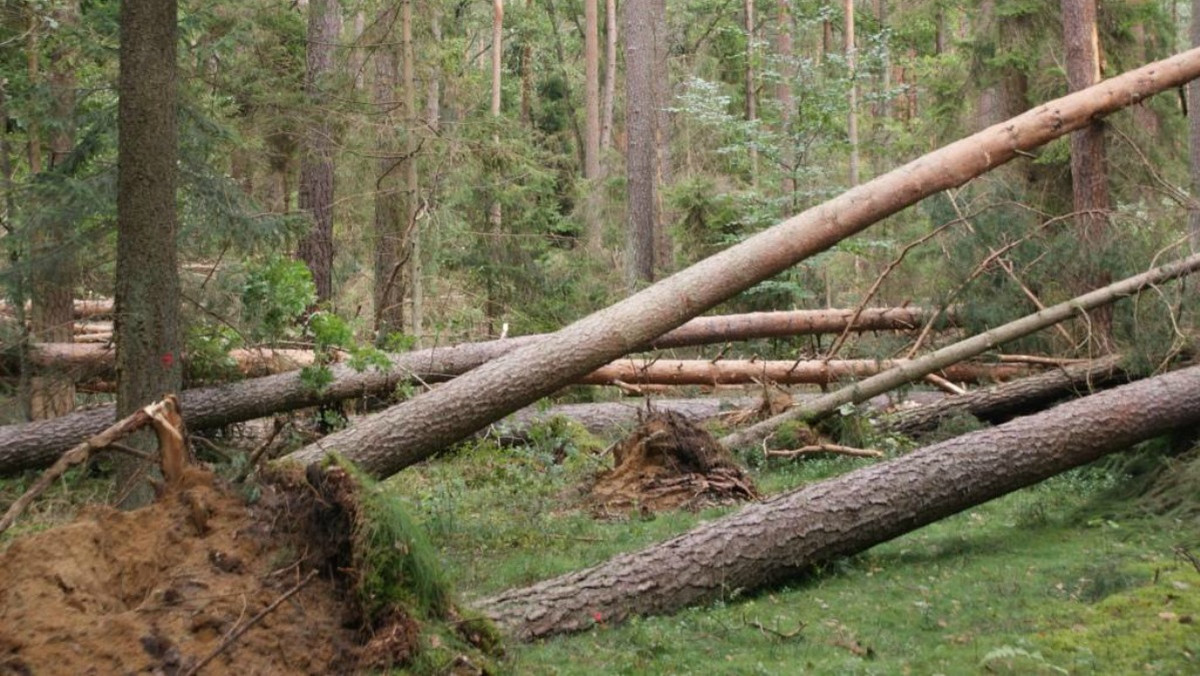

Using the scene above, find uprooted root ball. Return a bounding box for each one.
[588,409,759,515]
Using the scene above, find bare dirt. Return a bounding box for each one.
[0,467,406,675]
[587,409,759,515]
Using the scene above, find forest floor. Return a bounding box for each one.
[1,411,1197,674]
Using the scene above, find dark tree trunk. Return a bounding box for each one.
[297,0,341,302]
[1061,0,1112,349]
[477,365,1200,639]
[116,0,182,506]
[625,0,656,287]
[281,50,1200,479]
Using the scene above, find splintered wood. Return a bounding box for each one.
[587,409,758,515]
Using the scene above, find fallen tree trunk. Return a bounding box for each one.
[475,363,1200,639]
[0,344,326,379]
[580,359,1029,386]
[285,48,1200,478]
[719,251,1200,450]
[879,355,1126,436]
[0,308,924,474]
[0,298,113,319]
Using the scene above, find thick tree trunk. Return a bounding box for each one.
[297,0,342,302]
[1061,0,1112,349]
[625,0,657,286]
[880,355,1125,436]
[3,345,325,381]
[580,359,1028,387]
[280,49,1200,479]
[720,251,1200,449]
[116,0,182,506]
[477,364,1200,639]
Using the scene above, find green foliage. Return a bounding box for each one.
[240,255,315,343]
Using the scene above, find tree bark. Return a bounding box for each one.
[580,359,1028,387]
[280,48,1200,479]
[600,0,617,153]
[1061,0,1112,349]
[651,0,673,273]
[477,364,1200,639]
[1190,0,1200,251]
[372,4,405,339]
[625,0,657,286]
[403,0,421,342]
[777,0,795,200]
[486,0,504,336]
[845,0,859,186]
[585,0,601,180]
[116,0,182,507]
[879,355,1125,436]
[297,0,342,302]
[0,299,113,319]
[720,251,1200,450]
[744,0,757,182]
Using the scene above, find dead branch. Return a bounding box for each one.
[766,444,884,459]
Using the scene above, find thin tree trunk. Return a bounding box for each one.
[487,0,504,336]
[116,0,182,507]
[297,0,342,302]
[651,0,673,273]
[720,251,1200,449]
[880,355,1125,436]
[477,364,1200,639]
[876,0,890,118]
[777,0,795,200]
[402,0,421,341]
[281,49,1200,479]
[372,5,404,340]
[1061,0,1112,350]
[521,0,534,126]
[581,359,1030,387]
[1189,0,1200,251]
[625,0,656,286]
[845,0,859,186]
[744,0,757,182]
[583,0,604,250]
[600,0,617,153]
[0,307,949,474]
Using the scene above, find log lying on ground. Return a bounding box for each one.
[719,251,1200,449]
[879,355,1126,436]
[0,308,923,474]
[475,364,1200,640]
[285,48,1200,478]
[0,343,326,379]
[580,359,1029,387]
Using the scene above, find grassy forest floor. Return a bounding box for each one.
[1,414,1198,674]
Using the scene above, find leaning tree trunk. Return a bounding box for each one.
[281,48,1200,479]
[476,364,1200,639]
[0,308,935,474]
[879,354,1125,436]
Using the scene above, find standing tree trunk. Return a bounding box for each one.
[486,0,505,336]
[651,0,673,273]
[280,49,1200,479]
[744,0,757,183]
[624,0,657,287]
[28,0,79,420]
[583,0,604,250]
[116,0,182,507]
[845,0,859,186]
[1061,0,1112,350]
[600,0,617,153]
[402,0,421,341]
[520,0,534,126]
[1189,0,1200,251]
[372,5,405,341]
[477,365,1200,639]
[777,0,795,201]
[297,0,341,303]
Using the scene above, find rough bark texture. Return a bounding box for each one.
[477,365,1200,639]
[1190,0,1200,251]
[880,355,1125,436]
[1061,0,1112,349]
[580,359,1027,387]
[297,0,341,302]
[279,48,1200,479]
[625,0,657,286]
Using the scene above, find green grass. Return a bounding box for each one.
[384,429,1199,675]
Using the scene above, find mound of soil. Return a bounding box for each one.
[0,467,416,675]
[588,409,759,515]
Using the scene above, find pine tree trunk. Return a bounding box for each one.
[600,0,617,153]
[744,0,757,182]
[651,0,673,273]
[486,0,504,336]
[625,0,656,287]
[281,50,1200,479]
[372,5,405,340]
[845,0,859,186]
[478,365,1200,639]
[115,0,182,507]
[1061,0,1112,350]
[402,0,421,341]
[777,0,795,201]
[297,0,341,302]
[1189,0,1200,251]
